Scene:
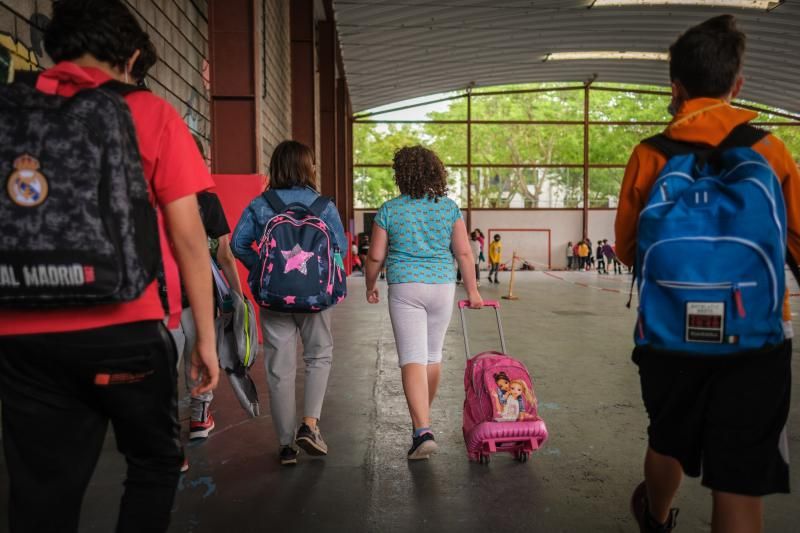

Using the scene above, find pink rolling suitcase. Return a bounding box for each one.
[459,300,548,464]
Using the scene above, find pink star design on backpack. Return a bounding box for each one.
[284,295,296,305]
[281,244,315,275]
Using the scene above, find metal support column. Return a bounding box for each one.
[336,78,349,224]
[290,0,315,151]
[318,20,337,199]
[346,101,354,232]
[466,88,472,230]
[582,84,590,239]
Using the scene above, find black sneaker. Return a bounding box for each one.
[279,445,298,466]
[407,432,438,460]
[631,481,679,532]
[295,423,328,456]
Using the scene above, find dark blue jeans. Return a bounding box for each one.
[489,261,500,280]
[0,321,182,533]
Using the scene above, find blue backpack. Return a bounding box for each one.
[635,124,788,355]
[252,190,346,312]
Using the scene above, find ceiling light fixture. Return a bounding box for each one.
[544,51,668,62]
[590,0,782,10]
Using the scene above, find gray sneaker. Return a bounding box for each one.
[295,423,328,456]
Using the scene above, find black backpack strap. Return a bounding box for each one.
[642,134,706,159]
[715,123,768,152]
[706,124,768,170]
[12,70,39,86]
[626,265,636,309]
[787,248,800,287]
[99,80,149,97]
[643,124,768,168]
[262,189,287,213]
[309,196,332,218]
[12,73,148,98]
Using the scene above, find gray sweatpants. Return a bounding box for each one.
[168,307,213,422]
[260,308,334,446]
[388,283,456,367]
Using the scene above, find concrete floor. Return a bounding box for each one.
[1,272,798,532]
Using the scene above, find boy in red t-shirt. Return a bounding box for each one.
[0,1,218,532]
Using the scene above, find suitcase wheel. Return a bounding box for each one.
[515,451,529,463]
[479,454,490,465]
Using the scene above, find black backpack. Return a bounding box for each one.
[0,72,160,307]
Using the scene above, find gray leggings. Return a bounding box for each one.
[169,307,213,422]
[260,308,334,446]
[388,283,456,367]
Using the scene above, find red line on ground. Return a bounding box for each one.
[541,271,635,296]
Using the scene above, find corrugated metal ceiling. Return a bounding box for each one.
[332,0,800,114]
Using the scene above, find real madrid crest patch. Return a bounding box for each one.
[6,154,48,207]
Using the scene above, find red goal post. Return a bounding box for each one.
[486,228,552,271]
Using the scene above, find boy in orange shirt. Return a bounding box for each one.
[615,15,798,533]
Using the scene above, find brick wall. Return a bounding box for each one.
[0,0,294,174]
[0,0,211,156]
[125,0,211,154]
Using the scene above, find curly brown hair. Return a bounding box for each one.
[392,146,448,201]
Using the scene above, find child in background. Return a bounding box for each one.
[488,234,502,284]
[351,240,362,273]
[596,241,607,274]
[470,231,481,287]
[577,240,589,270]
[475,228,486,264]
[566,241,574,270]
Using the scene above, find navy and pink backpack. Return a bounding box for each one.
[253,190,346,312]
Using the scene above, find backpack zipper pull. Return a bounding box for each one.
[733,285,746,318]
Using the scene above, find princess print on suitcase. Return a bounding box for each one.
[495,379,537,422]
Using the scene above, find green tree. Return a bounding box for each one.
[353,83,800,208]
[353,122,424,208]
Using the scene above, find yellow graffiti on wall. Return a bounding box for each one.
[0,32,40,73]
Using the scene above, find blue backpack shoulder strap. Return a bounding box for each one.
[262,189,287,213]
[309,195,332,218]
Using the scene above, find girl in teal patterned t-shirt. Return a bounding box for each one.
[365,146,483,461]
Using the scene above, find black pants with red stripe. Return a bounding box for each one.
[0,321,182,533]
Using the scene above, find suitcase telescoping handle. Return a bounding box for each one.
[458,300,507,359]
